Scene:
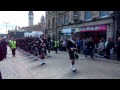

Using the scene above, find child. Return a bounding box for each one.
[40,42,46,65]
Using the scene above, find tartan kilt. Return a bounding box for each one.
[41,55,45,59]
[69,51,75,60]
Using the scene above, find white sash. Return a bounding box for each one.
[40,39,43,42]
[69,38,75,44]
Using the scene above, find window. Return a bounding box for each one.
[100,11,109,18]
[58,15,63,25]
[73,11,79,21]
[52,18,55,29]
[48,19,50,29]
[79,11,81,19]
[64,14,69,25]
[85,11,92,21]
[74,11,79,15]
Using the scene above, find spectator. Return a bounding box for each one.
[116,37,120,60]
[98,38,105,57]
[0,38,4,61]
[105,37,114,59]
[85,37,94,58]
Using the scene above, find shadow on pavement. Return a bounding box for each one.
[30,64,46,70]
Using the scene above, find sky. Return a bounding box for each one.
[0,11,45,34]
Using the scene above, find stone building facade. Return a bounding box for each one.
[46,11,116,43]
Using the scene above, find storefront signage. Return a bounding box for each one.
[61,28,72,33]
[79,25,107,32]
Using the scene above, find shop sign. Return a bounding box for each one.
[80,25,107,31]
[61,28,72,33]
[98,25,107,30]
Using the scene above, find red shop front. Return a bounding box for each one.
[79,24,107,44]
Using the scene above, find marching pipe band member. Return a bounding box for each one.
[33,37,39,60]
[38,38,43,55]
[30,39,34,58]
[67,34,78,72]
[25,38,29,55]
[26,37,30,56]
[40,41,46,65]
[41,34,47,55]
[27,38,31,56]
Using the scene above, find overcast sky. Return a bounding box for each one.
[0,11,45,34]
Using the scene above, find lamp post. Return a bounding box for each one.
[3,22,10,35]
[73,12,79,37]
[56,11,58,40]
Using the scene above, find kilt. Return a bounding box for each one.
[69,51,75,60]
[41,55,45,59]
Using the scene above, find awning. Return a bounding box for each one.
[80,29,107,32]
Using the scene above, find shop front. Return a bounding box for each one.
[79,24,107,44]
[61,28,75,39]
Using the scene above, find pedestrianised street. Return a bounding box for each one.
[0,47,120,79]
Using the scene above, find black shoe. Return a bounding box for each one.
[41,63,44,65]
[43,62,46,64]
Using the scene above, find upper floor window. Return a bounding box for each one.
[52,18,55,29]
[48,19,50,29]
[85,11,92,21]
[74,11,79,15]
[100,11,109,18]
[79,11,81,19]
[64,14,69,24]
[58,15,63,25]
[73,11,79,22]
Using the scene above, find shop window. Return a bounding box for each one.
[100,11,109,18]
[85,11,92,21]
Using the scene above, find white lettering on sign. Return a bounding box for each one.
[86,27,90,30]
[79,25,107,31]
[95,26,99,30]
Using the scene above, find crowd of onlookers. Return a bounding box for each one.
[0,35,120,61]
[59,36,120,60]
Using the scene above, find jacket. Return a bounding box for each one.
[10,40,17,49]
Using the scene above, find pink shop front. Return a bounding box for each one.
[79,24,107,44]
